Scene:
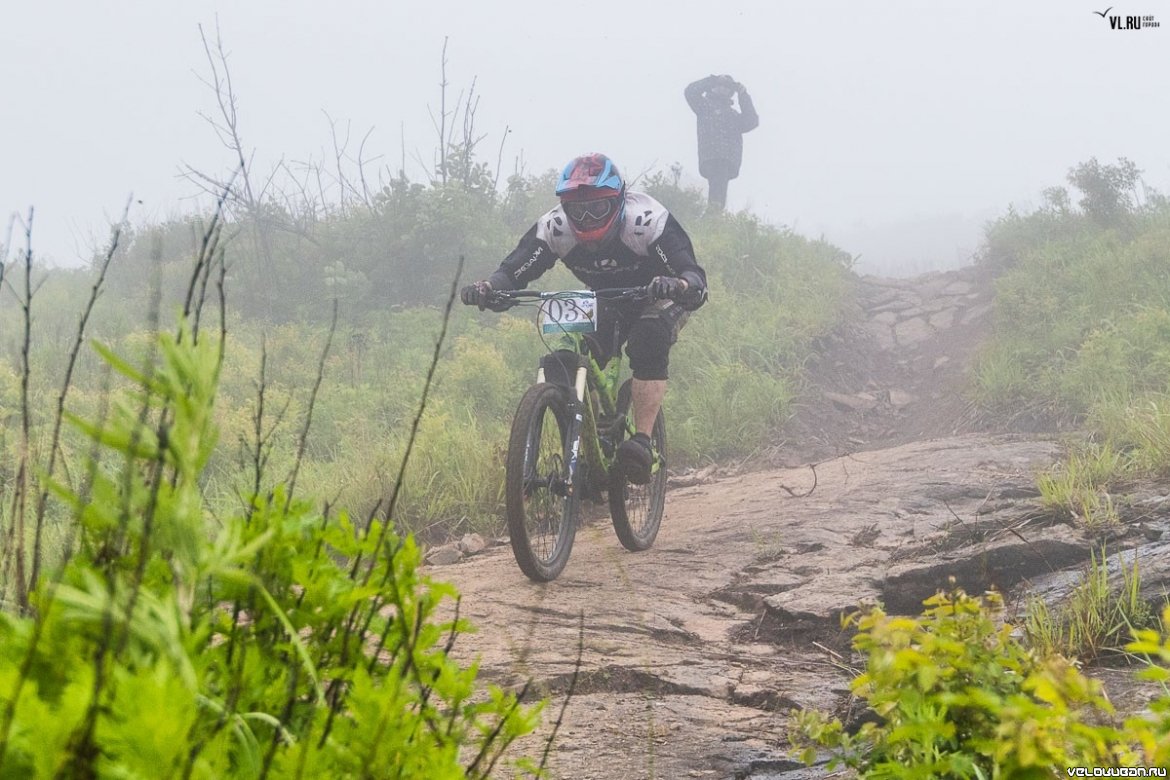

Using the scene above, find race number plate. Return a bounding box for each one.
[539,293,597,334]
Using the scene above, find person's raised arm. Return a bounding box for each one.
[736,84,759,132]
[684,74,720,113]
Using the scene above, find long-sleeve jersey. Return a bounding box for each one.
[488,191,708,309]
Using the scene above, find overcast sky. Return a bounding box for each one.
[3,0,1168,273]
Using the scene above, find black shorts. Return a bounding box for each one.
[588,300,690,381]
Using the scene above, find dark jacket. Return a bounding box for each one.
[488,191,708,311]
[685,76,759,179]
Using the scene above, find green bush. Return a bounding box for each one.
[793,589,1145,776]
[0,323,542,778]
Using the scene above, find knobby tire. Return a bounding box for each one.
[609,379,666,551]
[505,382,579,581]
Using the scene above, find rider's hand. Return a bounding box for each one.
[649,276,688,302]
[460,280,493,310]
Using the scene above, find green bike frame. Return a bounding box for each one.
[536,332,628,498]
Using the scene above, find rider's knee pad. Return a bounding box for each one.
[625,317,673,381]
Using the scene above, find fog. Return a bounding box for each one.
[2,0,1167,274]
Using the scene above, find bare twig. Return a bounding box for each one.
[196,19,257,211]
[811,640,845,662]
[285,300,338,509]
[777,462,819,498]
[29,196,132,593]
[465,680,532,779]
[539,611,584,774]
[182,164,239,323]
[357,126,378,207]
[943,497,1058,573]
[433,37,450,185]
[399,121,407,180]
[323,110,354,208]
[0,363,112,775]
[4,208,35,610]
[493,125,510,192]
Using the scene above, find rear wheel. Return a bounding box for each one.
[608,379,666,551]
[505,383,579,581]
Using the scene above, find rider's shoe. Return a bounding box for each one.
[617,432,654,485]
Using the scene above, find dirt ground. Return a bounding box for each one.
[429,265,1170,779]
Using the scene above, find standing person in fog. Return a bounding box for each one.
[460,153,708,484]
[685,74,759,211]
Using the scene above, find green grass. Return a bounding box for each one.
[973,162,1170,513]
[1035,443,1128,530]
[1024,548,1153,661]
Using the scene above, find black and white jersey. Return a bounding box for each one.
[488,192,707,306]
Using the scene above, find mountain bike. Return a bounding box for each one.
[484,287,667,582]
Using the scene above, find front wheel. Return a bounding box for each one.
[505,383,579,581]
[609,380,666,552]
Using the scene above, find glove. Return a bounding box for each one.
[649,276,688,301]
[460,280,493,310]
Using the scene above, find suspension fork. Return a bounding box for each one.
[561,366,589,496]
[534,354,606,495]
[523,357,585,495]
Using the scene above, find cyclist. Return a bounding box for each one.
[461,153,708,484]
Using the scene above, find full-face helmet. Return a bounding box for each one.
[555,153,626,247]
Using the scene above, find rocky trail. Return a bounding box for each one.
[428,266,1170,779]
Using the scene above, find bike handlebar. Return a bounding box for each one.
[485,286,652,309]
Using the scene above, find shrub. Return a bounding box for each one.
[0,323,542,778]
[792,589,1133,776]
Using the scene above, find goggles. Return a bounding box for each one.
[563,197,617,224]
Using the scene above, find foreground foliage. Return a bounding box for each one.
[0,324,541,778]
[793,590,1170,776]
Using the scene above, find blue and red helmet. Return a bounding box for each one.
[555,153,626,246]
